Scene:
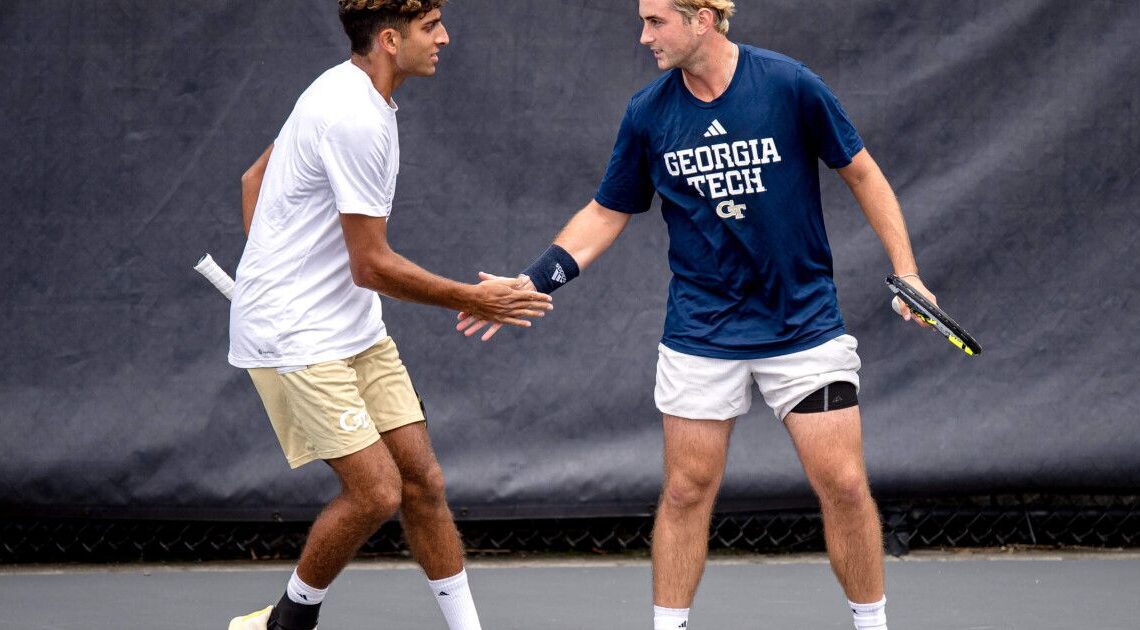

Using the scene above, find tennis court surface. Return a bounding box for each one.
[2,551,1137,629]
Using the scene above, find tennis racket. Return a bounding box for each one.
[886,274,981,356]
[194,253,235,301]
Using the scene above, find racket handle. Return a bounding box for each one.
[194,253,235,301]
[893,295,937,327]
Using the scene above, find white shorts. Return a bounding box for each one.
[654,334,862,421]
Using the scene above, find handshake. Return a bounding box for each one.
[455,272,551,342]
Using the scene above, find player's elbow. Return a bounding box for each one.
[348,254,392,292]
[348,258,378,289]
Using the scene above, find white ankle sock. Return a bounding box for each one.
[849,596,887,630]
[427,569,482,630]
[286,568,328,606]
[654,605,690,629]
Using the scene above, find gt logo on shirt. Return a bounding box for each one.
[716,200,746,220]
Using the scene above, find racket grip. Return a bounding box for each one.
[194,253,235,301]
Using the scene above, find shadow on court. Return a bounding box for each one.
[1,552,1137,629]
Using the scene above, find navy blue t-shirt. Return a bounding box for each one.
[595,45,864,359]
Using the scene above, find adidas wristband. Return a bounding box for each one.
[521,244,580,294]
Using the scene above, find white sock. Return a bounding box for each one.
[286,568,328,606]
[427,569,482,630]
[849,596,887,630]
[654,605,690,629]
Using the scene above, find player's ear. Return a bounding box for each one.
[377,27,401,55]
[696,8,716,35]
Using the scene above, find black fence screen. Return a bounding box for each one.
[4,496,1135,564]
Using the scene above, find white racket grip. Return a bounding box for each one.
[194,254,235,301]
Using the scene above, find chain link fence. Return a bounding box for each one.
[2,495,1135,564]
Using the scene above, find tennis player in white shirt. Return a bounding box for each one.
[227,2,550,629]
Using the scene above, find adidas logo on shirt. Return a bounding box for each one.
[551,263,567,284]
[703,119,728,137]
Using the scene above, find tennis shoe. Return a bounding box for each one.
[228,605,272,630]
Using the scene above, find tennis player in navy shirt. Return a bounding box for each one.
[460,1,937,628]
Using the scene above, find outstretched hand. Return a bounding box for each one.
[457,272,539,341]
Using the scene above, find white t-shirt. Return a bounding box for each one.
[229,61,399,368]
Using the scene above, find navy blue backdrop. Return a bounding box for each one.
[1,0,1138,520]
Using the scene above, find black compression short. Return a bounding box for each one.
[790,381,858,414]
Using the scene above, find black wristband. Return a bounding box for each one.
[521,244,580,294]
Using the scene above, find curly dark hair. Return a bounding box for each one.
[338,0,448,55]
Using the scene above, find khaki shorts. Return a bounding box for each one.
[247,337,425,469]
[655,334,862,421]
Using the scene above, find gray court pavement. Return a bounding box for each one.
[1,551,1137,629]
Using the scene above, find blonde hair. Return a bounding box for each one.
[672,0,736,35]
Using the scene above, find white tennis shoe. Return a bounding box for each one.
[228,605,272,630]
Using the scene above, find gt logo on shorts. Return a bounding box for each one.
[716,200,746,220]
[339,408,371,432]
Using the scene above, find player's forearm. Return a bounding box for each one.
[841,152,918,275]
[351,250,473,311]
[856,184,918,275]
[241,179,259,237]
[241,145,273,236]
[551,200,631,270]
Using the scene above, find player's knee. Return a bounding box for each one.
[815,467,871,510]
[401,463,448,508]
[662,471,719,511]
[353,482,402,523]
